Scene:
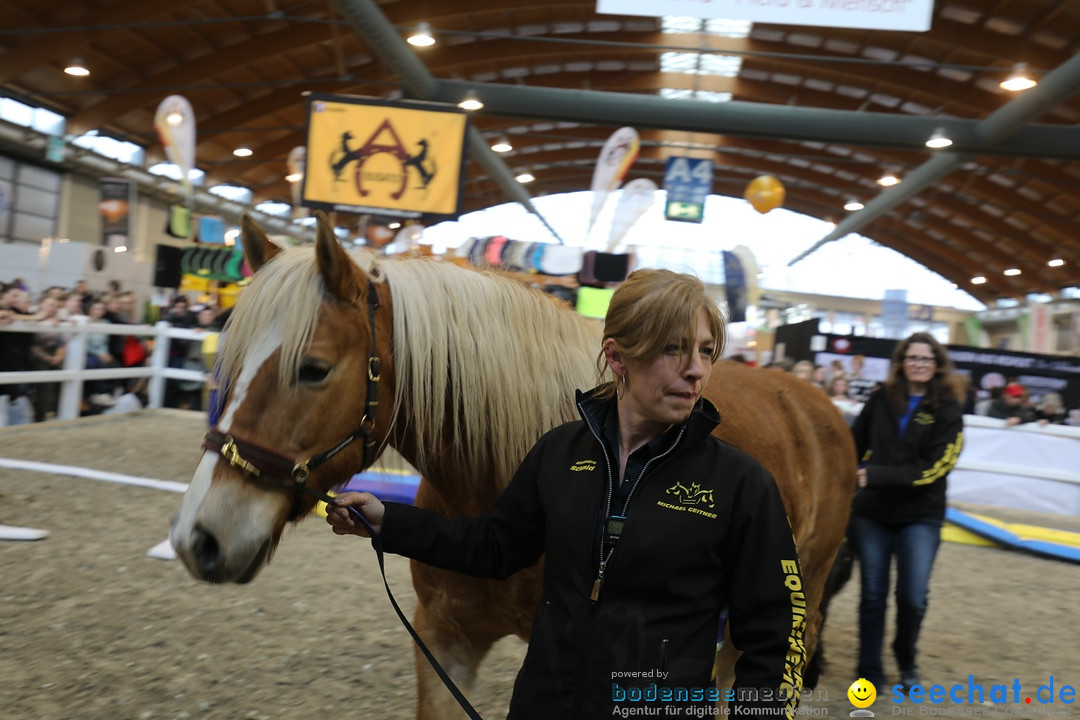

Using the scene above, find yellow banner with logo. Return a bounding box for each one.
[302,94,468,220]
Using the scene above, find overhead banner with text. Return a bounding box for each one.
[597,0,934,32]
[302,94,468,221]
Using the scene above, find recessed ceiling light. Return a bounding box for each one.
[925,128,953,149]
[971,276,987,284]
[407,22,436,47]
[876,174,900,187]
[1003,268,1021,276]
[843,199,864,212]
[233,146,253,157]
[458,94,484,111]
[1000,63,1037,92]
[491,137,513,153]
[1048,258,1065,268]
[515,172,535,183]
[64,58,89,76]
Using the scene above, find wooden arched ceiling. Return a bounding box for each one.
[2,0,1080,304]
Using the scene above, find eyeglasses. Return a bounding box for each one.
[903,356,936,366]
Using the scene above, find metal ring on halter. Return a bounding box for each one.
[359,414,377,446]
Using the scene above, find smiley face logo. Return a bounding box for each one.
[848,678,877,708]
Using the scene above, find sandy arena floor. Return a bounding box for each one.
[2,410,1078,720]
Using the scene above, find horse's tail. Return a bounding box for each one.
[803,532,855,688]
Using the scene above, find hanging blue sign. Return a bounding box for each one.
[663,157,712,223]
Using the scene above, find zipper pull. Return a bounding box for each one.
[590,560,607,602]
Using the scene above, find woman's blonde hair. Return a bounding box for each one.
[594,268,725,398]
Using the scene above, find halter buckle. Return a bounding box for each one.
[222,436,260,477]
[292,461,310,485]
[368,356,381,382]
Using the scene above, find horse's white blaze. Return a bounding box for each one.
[171,327,283,575]
[217,326,281,433]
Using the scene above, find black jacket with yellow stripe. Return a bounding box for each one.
[380,386,806,720]
[851,387,964,525]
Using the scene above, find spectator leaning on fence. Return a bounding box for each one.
[987,382,1035,426]
[29,296,65,421]
[1035,392,1067,425]
[82,299,117,409]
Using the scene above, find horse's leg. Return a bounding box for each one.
[409,563,527,720]
[411,599,501,720]
[804,535,855,688]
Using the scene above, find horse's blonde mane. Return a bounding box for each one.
[221,246,602,486]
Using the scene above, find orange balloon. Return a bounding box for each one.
[744,175,785,214]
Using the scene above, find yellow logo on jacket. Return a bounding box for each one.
[570,459,597,472]
[913,412,935,425]
[666,481,715,508]
[657,481,718,519]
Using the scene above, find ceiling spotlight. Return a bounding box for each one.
[1048,258,1065,268]
[233,146,253,157]
[925,128,953,149]
[457,93,484,111]
[64,58,89,76]
[491,136,513,153]
[843,199,864,212]
[285,172,303,183]
[166,111,184,126]
[1000,63,1037,92]
[407,22,436,47]
[1003,268,1021,276]
[971,276,987,285]
[876,173,901,187]
[515,172,535,183]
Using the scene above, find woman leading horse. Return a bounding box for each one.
[170,212,854,719]
[327,267,805,719]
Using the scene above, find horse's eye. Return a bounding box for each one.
[297,360,331,385]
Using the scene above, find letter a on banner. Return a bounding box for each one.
[303,94,468,222]
[154,95,196,202]
[586,127,639,241]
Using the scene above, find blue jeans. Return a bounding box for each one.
[851,514,942,683]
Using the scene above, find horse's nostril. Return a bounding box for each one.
[190,524,222,576]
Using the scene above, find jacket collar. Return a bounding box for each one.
[575,383,721,449]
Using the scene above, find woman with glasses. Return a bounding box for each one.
[849,332,963,690]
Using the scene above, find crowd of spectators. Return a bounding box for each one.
[1,277,228,425]
[756,351,1080,429]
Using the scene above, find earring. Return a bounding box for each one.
[617,373,626,400]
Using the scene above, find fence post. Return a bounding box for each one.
[57,316,88,421]
[147,321,171,409]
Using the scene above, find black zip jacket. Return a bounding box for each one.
[851,388,964,525]
[380,387,806,719]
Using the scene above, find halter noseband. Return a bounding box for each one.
[202,279,383,520]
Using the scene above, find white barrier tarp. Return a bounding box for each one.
[948,421,1080,516]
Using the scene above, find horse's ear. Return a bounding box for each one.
[240,213,281,273]
[314,210,362,302]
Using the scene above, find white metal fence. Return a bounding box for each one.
[0,318,214,423]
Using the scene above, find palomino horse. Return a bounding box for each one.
[171,212,855,718]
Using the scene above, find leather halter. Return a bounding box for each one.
[202,279,383,520]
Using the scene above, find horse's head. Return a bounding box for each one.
[170,212,394,583]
